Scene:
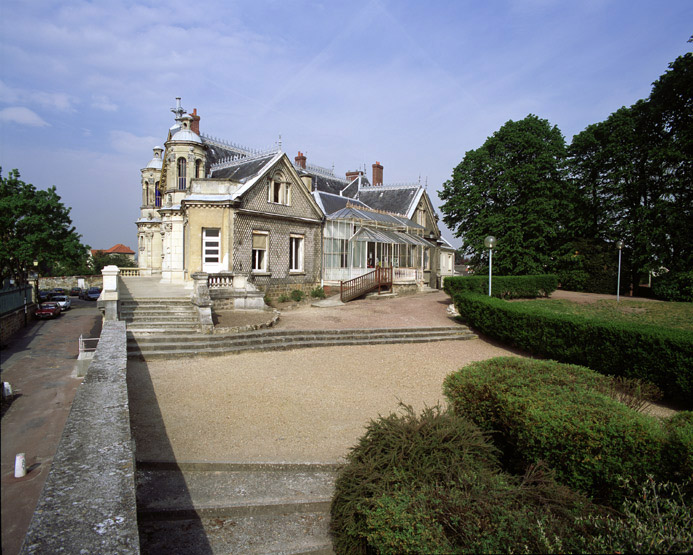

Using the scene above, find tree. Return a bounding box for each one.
[0,168,90,284]
[90,252,136,274]
[439,115,569,275]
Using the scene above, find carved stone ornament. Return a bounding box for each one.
[187,154,194,163]
[164,223,173,232]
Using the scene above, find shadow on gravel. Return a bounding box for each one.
[128,361,213,554]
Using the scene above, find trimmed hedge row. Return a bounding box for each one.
[443,357,692,504]
[443,274,558,299]
[452,292,693,406]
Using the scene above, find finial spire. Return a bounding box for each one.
[171,97,186,121]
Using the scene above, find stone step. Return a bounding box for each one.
[122,315,199,323]
[136,462,336,554]
[128,332,477,359]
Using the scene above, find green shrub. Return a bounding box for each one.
[452,292,693,405]
[310,286,326,299]
[663,411,693,493]
[576,477,693,553]
[443,357,669,505]
[278,294,290,303]
[290,289,305,302]
[443,274,558,299]
[330,404,595,554]
[652,271,693,302]
[263,295,273,307]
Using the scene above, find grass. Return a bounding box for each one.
[515,298,693,332]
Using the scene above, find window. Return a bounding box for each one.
[252,231,268,272]
[289,235,304,272]
[268,174,291,205]
[155,187,162,207]
[195,159,203,179]
[177,157,187,190]
[424,247,430,270]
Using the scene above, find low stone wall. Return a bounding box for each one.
[39,275,103,290]
[258,281,319,302]
[20,321,139,554]
[0,306,36,346]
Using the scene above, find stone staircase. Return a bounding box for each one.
[127,326,477,360]
[120,298,202,334]
[136,461,337,554]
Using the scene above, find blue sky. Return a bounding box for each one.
[1,0,690,250]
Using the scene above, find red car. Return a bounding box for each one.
[35,302,62,319]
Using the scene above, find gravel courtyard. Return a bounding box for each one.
[127,291,523,463]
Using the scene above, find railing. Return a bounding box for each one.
[393,267,423,282]
[118,268,140,277]
[78,334,99,354]
[0,285,33,316]
[340,266,393,303]
[207,273,234,288]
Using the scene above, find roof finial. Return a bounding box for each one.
[278,134,282,150]
[171,97,185,121]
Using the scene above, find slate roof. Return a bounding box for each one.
[209,153,277,183]
[357,184,421,217]
[298,170,352,197]
[312,192,370,216]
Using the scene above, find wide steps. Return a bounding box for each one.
[127,327,477,359]
[136,462,336,554]
[122,297,202,334]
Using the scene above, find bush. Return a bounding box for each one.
[290,289,305,302]
[663,411,693,492]
[553,238,624,294]
[577,477,693,553]
[443,357,669,505]
[330,404,595,554]
[652,271,693,302]
[310,286,326,299]
[452,292,693,405]
[277,294,290,303]
[443,274,558,299]
[263,295,273,307]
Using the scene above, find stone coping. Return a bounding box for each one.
[20,321,139,554]
[212,309,280,335]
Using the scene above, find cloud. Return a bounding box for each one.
[110,130,161,155]
[0,80,78,112]
[91,94,118,112]
[0,107,50,126]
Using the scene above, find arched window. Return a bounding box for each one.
[195,159,203,179]
[143,180,149,206]
[155,187,162,207]
[177,157,187,190]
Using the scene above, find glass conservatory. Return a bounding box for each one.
[322,206,433,284]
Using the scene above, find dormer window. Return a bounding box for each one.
[268,173,291,205]
[177,157,187,190]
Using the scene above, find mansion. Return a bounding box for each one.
[136,98,454,298]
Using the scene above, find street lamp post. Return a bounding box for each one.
[484,236,496,297]
[616,241,623,302]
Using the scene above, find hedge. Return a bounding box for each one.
[443,357,682,505]
[443,274,558,299]
[330,404,596,554]
[452,292,693,406]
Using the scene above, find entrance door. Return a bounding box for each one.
[202,228,222,273]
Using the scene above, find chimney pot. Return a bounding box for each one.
[190,108,201,135]
[295,151,307,169]
[372,161,383,186]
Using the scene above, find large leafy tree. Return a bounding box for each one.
[0,168,90,284]
[439,115,569,275]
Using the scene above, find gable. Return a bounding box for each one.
[238,154,324,220]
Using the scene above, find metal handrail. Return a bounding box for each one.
[78,334,99,354]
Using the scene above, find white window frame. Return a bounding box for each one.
[251,231,269,273]
[268,173,291,206]
[289,234,304,273]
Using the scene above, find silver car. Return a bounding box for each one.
[52,295,71,311]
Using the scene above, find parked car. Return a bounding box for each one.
[52,295,71,311]
[69,287,82,297]
[84,287,102,301]
[35,302,61,319]
[51,287,68,297]
[38,290,50,302]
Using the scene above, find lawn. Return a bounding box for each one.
[516,298,693,332]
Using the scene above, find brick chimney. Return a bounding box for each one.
[372,161,383,186]
[190,108,200,135]
[345,170,363,182]
[295,151,307,169]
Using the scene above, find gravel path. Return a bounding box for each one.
[127,291,523,464]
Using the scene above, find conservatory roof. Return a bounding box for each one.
[353,227,431,247]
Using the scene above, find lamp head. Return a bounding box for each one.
[616,240,624,250]
[484,236,496,249]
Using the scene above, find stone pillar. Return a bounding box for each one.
[98,265,120,321]
[191,272,214,333]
